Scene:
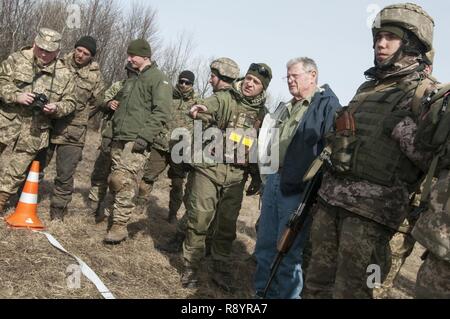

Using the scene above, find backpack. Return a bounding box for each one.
[415,83,450,152]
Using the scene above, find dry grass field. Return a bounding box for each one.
[0,129,425,299]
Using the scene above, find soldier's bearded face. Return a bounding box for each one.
[74,46,92,66]
[33,44,59,66]
[375,31,402,63]
[242,74,263,97]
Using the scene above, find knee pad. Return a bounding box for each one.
[109,171,126,192]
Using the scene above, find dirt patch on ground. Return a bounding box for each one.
[0,130,424,299]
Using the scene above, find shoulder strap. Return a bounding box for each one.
[349,78,399,115]
[16,71,45,90]
[411,76,435,116]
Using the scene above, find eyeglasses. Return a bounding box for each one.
[178,79,193,86]
[283,71,312,81]
[249,63,271,79]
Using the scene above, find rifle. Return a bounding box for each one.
[262,169,322,298]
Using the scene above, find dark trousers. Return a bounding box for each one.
[49,144,83,210]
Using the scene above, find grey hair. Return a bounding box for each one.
[286,57,319,84]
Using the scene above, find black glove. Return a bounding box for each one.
[246,173,262,196]
[132,137,148,154]
[383,109,413,136]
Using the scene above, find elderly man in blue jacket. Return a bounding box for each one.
[254,57,341,299]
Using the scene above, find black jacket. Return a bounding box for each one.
[280,84,341,195]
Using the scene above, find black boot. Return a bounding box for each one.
[181,261,199,289]
[156,232,185,253]
[50,206,66,221]
[211,261,237,293]
[167,210,177,224]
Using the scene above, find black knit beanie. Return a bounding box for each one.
[75,36,97,56]
[178,70,195,84]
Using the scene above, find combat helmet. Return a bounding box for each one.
[372,3,434,52]
[210,57,240,82]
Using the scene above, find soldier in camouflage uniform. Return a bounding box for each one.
[46,36,105,220]
[303,3,439,299]
[181,60,272,291]
[88,63,137,222]
[0,28,76,213]
[104,39,172,244]
[136,70,197,224]
[375,50,436,297]
[412,79,450,298]
[413,171,450,299]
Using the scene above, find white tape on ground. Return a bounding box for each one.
[35,231,115,299]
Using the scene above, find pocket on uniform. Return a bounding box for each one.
[75,80,93,106]
[46,82,65,101]
[0,106,17,121]
[64,125,86,143]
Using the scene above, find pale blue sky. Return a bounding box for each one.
[121,0,449,105]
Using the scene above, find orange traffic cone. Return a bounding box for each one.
[5,161,44,230]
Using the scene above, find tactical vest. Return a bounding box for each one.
[223,100,263,166]
[344,79,424,186]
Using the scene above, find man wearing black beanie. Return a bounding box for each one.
[46,36,105,221]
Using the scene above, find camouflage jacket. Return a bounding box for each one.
[51,52,105,146]
[412,169,450,261]
[171,87,197,132]
[319,60,438,230]
[100,80,125,139]
[0,47,76,152]
[167,87,197,150]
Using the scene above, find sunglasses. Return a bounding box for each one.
[178,79,193,86]
[249,63,270,78]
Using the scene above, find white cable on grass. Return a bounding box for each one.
[35,231,115,299]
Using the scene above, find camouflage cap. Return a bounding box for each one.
[210,57,240,81]
[373,3,434,51]
[35,28,62,52]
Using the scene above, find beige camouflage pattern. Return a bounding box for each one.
[379,229,416,292]
[303,202,394,299]
[0,47,76,195]
[51,52,105,146]
[210,57,240,79]
[412,169,450,261]
[34,28,62,52]
[108,141,150,225]
[88,81,125,205]
[415,252,450,298]
[374,3,434,51]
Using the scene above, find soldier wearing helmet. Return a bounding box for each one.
[179,59,273,291]
[304,3,440,298]
[209,57,240,92]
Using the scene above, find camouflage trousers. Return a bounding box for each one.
[304,201,394,299]
[0,119,48,195]
[381,230,416,289]
[183,170,245,266]
[415,252,450,298]
[47,143,83,211]
[88,146,112,203]
[0,144,41,195]
[108,141,150,225]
